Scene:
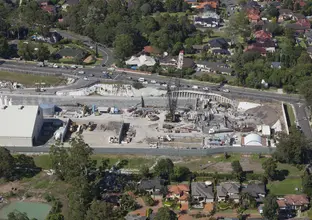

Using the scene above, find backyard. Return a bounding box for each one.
[267,178,302,196]
[0,71,65,87]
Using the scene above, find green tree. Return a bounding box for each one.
[139,165,150,178]
[113,34,134,60]
[164,0,184,12]
[85,200,115,220]
[154,207,177,220]
[46,213,64,220]
[0,36,9,58]
[17,41,35,61]
[300,79,312,108]
[231,160,243,181]
[0,147,15,180]
[302,170,312,197]
[263,194,278,220]
[49,136,95,182]
[226,11,251,41]
[119,194,137,212]
[172,166,190,182]
[7,211,32,220]
[36,43,50,62]
[262,158,277,180]
[274,130,312,164]
[153,158,174,180]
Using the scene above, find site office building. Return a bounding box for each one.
[0,105,43,147]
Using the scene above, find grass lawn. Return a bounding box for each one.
[267,178,302,196]
[285,103,296,127]
[33,154,156,170]
[277,163,303,177]
[0,71,65,86]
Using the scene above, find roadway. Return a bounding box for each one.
[0,60,310,137]
[6,146,275,156]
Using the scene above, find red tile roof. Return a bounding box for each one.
[277,199,287,208]
[284,194,309,206]
[296,19,311,28]
[143,46,160,54]
[254,30,272,40]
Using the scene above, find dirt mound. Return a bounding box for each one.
[246,105,280,126]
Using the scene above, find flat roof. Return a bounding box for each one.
[0,105,40,138]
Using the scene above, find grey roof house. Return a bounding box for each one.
[138,178,164,195]
[217,182,240,202]
[195,61,233,75]
[241,183,266,202]
[208,38,229,50]
[191,182,214,208]
[271,62,281,69]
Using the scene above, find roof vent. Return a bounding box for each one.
[18,105,24,110]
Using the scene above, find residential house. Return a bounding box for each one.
[167,184,190,202]
[278,9,293,22]
[212,49,231,55]
[208,38,229,50]
[304,30,312,45]
[125,55,156,67]
[192,44,209,53]
[184,0,198,8]
[279,194,310,211]
[56,48,86,60]
[138,178,163,195]
[31,31,62,44]
[307,46,312,58]
[196,61,233,75]
[159,56,195,69]
[221,0,240,17]
[199,10,220,20]
[62,0,80,10]
[271,62,281,69]
[194,17,219,27]
[254,30,272,41]
[293,13,306,21]
[195,0,219,10]
[41,4,56,14]
[286,18,311,34]
[143,46,160,55]
[247,8,260,23]
[191,182,214,208]
[217,182,240,203]
[241,183,266,202]
[252,40,276,53]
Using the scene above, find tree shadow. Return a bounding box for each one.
[274,169,289,181]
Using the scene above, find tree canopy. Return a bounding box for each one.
[263,194,279,220]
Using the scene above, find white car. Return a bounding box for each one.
[83,77,88,80]
[138,78,145,82]
[151,80,156,84]
[170,85,176,88]
[192,85,199,89]
[162,83,167,87]
[203,87,209,91]
[223,89,230,93]
[71,65,77,69]
[143,81,148,84]
[78,71,85,74]
[53,64,59,68]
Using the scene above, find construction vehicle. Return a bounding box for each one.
[88,122,95,131]
[69,122,77,132]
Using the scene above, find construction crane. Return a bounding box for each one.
[166,50,184,122]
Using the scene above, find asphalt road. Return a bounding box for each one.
[0,60,311,137]
[6,146,275,156]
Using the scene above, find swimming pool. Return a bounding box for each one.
[0,201,52,220]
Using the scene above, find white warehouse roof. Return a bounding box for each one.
[125,55,156,67]
[0,105,40,138]
[244,133,262,146]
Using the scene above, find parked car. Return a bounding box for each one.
[53,64,59,68]
[203,87,209,91]
[151,80,156,84]
[223,89,230,93]
[78,71,85,74]
[138,77,145,82]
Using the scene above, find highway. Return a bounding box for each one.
[0,60,310,137]
[6,146,275,156]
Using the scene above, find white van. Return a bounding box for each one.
[138,78,145,82]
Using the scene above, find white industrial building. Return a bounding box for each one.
[242,133,266,147]
[0,104,43,147]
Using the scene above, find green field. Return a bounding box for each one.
[267,178,302,195]
[0,71,65,86]
[33,154,156,170]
